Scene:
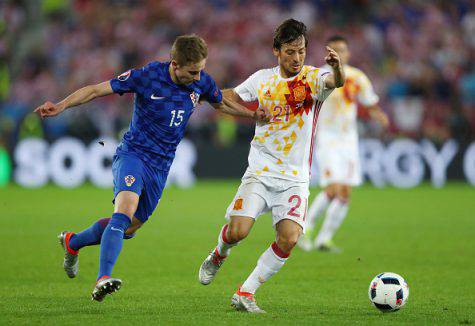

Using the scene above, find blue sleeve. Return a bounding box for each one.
[202,74,222,103]
[110,64,152,95]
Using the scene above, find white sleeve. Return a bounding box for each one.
[316,69,333,102]
[356,73,379,106]
[234,70,261,102]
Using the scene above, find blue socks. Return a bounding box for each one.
[69,218,136,252]
[97,213,131,279]
[69,218,111,251]
[66,214,137,279]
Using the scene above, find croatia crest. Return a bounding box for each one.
[190,92,200,107]
[124,175,135,187]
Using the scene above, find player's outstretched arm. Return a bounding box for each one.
[34,81,114,118]
[324,46,345,89]
[367,104,389,128]
[210,89,269,123]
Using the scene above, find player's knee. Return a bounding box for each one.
[276,232,300,253]
[338,194,350,203]
[115,191,139,218]
[115,206,136,219]
[227,224,249,243]
[338,186,351,202]
[325,188,336,200]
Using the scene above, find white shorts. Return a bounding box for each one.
[316,142,362,187]
[225,175,309,231]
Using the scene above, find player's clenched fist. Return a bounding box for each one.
[253,107,270,124]
[34,101,65,118]
[324,46,341,69]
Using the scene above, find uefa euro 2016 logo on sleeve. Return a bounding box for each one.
[118,70,131,81]
[124,175,135,187]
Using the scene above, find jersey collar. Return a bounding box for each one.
[276,65,305,81]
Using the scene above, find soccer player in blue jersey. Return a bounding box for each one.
[35,35,266,301]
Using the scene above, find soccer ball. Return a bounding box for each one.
[368,272,409,312]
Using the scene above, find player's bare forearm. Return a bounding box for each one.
[208,89,249,116]
[211,100,258,119]
[324,46,345,88]
[210,90,269,123]
[58,81,113,110]
[367,104,389,128]
[35,81,113,118]
[219,97,254,118]
[324,66,345,89]
[331,65,345,88]
[222,88,242,103]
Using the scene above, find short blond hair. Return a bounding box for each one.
[170,35,208,66]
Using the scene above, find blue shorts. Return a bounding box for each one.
[112,151,169,223]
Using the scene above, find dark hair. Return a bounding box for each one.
[326,35,348,45]
[170,34,208,66]
[273,19,308,50]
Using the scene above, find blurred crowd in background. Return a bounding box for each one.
[1,0,475,152]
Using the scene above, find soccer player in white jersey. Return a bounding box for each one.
[298,35,389,253]
[198,19,345,313]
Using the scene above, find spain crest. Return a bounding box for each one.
[293,86,306,102]
[233,198,243,210]
[124,175,136,187]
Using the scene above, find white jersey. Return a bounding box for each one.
[235,65,332,183]
[317,64,379,145]
[315,64,379,187]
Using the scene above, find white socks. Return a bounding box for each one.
[241,242,289,294]
[215,224,237,257]
[315,199,349,246]
[306,192,331,231]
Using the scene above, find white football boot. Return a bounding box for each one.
[91,277,122,302]
[198,249,226,285]
[231,288,266,313]
[58,231,79,278]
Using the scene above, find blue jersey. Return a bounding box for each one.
[110,61,222,170]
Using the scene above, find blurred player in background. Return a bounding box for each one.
[198,19,345,313]
[298,35,389,253]
[35,35,265,302]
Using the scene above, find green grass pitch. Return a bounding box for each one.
[1,181,474,325]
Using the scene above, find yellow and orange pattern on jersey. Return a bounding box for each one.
[235,65,332,183]
[317,65,379,139]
